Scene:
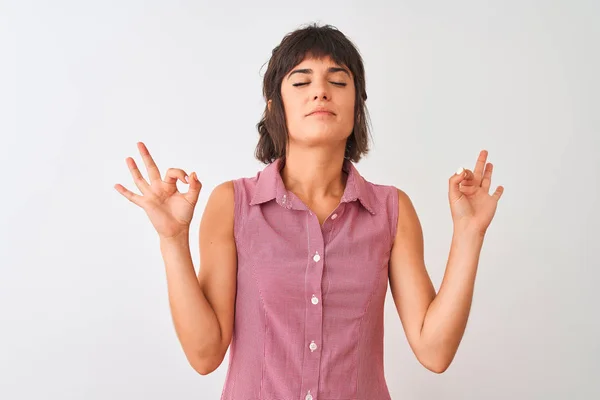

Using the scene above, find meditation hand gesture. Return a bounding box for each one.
[448,150,504,235]
[114,142,202,239]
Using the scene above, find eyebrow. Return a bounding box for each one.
[287,66,351,80]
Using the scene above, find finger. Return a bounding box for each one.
[492,185,504,201]
[126,157,151,193]
[137,142,162,183]
[163,168,189,186]
[481,163,493,191]
[449,167,469,199]
[184,172,202,205]
[458,168,478,194]
[114,183,143,206]
[459,168,476,185]
[473,149,488,185]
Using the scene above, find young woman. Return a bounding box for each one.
[115,23,503,400]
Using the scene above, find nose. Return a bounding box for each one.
[312,80,329,101]
[313,92,328,101]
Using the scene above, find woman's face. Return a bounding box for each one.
[276,55,356,152]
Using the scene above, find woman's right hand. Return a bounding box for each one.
[114,142,202,239]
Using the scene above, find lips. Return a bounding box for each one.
[307,108,335,116]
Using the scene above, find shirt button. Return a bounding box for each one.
[311,295,319,305]
[305,391,313,400]
[331,213,338,220]
[313,252,320,262]
[309,341,318,352]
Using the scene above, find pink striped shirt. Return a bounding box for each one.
[221,157,398,400]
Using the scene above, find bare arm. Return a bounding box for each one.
[160,181,237,375]
[388,188,484,373]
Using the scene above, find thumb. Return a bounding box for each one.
[184,172,202,205]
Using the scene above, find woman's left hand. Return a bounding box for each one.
[448,149,504,235]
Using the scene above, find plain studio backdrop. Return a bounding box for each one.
[1,0,599,399]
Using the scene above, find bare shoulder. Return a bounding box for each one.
[204,180,235,218]
[393,187,422,240]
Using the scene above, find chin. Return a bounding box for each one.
[289,122,352,143]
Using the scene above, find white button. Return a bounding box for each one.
[311,295,319,305]
[309,341,317,351]
[331,213,338,220]
[305,391,313,400]
[313,252,320,262]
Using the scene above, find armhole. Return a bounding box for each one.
[232,178,245,244]
[390,186,399,244]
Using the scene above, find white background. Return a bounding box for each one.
[1,0,599,398]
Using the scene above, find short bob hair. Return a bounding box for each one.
[255,23,371,164]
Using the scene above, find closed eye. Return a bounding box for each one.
[292,82,347,87]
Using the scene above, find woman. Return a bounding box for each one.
[115,23,503,400]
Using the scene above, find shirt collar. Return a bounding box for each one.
[249,157,376,215]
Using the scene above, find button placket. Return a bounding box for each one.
[303,211,324,399]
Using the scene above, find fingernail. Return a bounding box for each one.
[185,175,189,183]
[456,167,464,175]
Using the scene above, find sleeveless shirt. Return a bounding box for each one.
[220,157,399,400]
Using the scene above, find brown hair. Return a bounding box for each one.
[255,23,372,164]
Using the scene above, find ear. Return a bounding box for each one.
[267,99,272,112]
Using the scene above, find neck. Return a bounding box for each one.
[280,146,348,204]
